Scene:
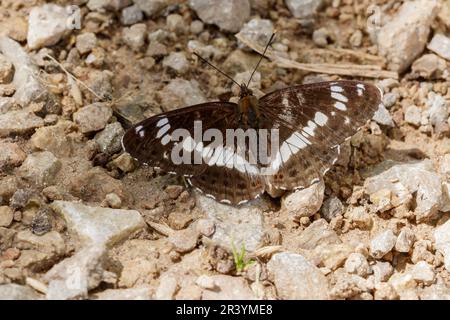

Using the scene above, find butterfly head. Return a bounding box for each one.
[239,84,254,98]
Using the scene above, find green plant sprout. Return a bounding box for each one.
[231,240,255,272]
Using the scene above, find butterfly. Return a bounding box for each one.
[122,35,383,205]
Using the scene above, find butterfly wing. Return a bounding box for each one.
[258,80,382,192]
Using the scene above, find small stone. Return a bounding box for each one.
[395,227,415,253]
[410,261,435,285]
[372,104,395,127]
[404,105,422,126]
[122,23,147,50]
[382,92,399,109]
[85,70,113,101]
[121,4,143,25]
[15,230,65,256]
[195,218,215,237]
[27,4,72,50]
[111,153,137,172]
[31,206,53,235]
[2,247,20,260]
[0,227,16,251]
[160,79,206,111]
[314,243,353,271]
[50,201,145,247]
[73,103,113,133]
[330,273,372,299]
[285,0,323,20]
[134,0,168,17]
[281,181,325,219]
[349,30,363,47]
[0,206,14,227]
[94,122,125,155]
[267,252,329,299]
[202,275,255,299]
[189,0,250,33]
[411,240,434,265]
[162,52,189,74]
[93,287,151,300]
[166,14,185,35]
[87,0,132,11]
[344,206,373,229]
[344,253,371,277]
[19,151,61,186]
[388,272,418,300]
[426,93,449,129]
[427,33,450,61]
[376,0,439,72]
[86,47,106,67]
[374,283,398,300]
[0,110,44,137]
[0,54,13,84]
[75,33,97,55]
[296,219,341,250]
[370,230,397,259]
[434,219,450,272]
[104,193,122,209]
[238,18,274,48]
[146,41,167,57]
[0,142,26,170]
[0,284,40,300]
[195,275,217,290]
[168,228,199,253]
[312,28,329,47]
[369,189,393,213]
[320,196,343,222]
[190,20,204,34]
[412,54,447,79]
[167,211,192,230]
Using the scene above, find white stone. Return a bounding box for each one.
[370,230,397,259]
[281,180,325,219]
[434,219,450,272]
[427,33,450,61]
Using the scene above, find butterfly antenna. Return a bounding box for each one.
[246,32,276,88]
[193,52,241,87]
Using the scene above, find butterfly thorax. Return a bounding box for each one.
[237,84,260,128]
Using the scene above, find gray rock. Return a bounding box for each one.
[370,230,397,259]
[320,196,343,222]
[85,70,113,101]
[0,53,13,84]
[190,20,204,35]
[93,287,151,300]
[395,227,415,253]
[187,40,222,60]
[427,33,450,61]
[376,0,439,73]
[238,18,274,48]
[364,160,444,222]
[196,195,264,252]
[87,0,132,11]
[372,103,395,127]
[267,252,329,299]
[50,201,145,247]
[344,252,371,277]
[202,275,255,300]
[73,103,112,133]
[160,78,206,111]
[168,228,200,253]
[0,37,46,106]
[281,180,325,219]
[0,284,40,300]
[15,230,65,256]
[285,0,323,20]
[94,122,125,155]
[162,52,189,74]
[0,97,14,114]
[121,4,143,25]
[426,93,449,129]
[0,141,26,170]
[382,92,399,109]
[75,33,97,55]
[312,28,329,47]
[166,14,185,35]
[27,4,72,50]
[122,23,147,50]
[434,219,450,272]
[404,105,422,126]
[330,273,372,299]
[295,219,341,250]
[18,151,61,186]
[189,0,250,33]
[133,0,169,17]
[372,261,394,283]
[412,54,447,79]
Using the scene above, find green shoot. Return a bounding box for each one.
[231,241,255,272]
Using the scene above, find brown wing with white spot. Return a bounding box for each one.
[258,80,382,191]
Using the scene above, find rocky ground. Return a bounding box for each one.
[0,0,449,300]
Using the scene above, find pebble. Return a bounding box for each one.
[412,54,447,79]
[382,92,399,109]
[190,20,204,35]
[75,33,97,55]
[0,37,46,106]
[27,4,72,50]
[168,228,199,253]
[155,273,178,300]
[285,0,323,20]
[18,151,61,186]
[320,196,343,222]
[349,29,363,47]
[238,18,274,47]
[160,79,206,111]
[372,104,395,127]
[94,122,125,155]
[146,41,167,57]
[312,28,329,47]
[195,218,215,237]
[202,275,255,300]
[0,142,26,170]
[0,206,14,227]
[111,153,136,172]
[267,252,329,299]
[167,211,192,230]
[395,227,415,253]
[281,180,325,220]
[31,207,53,235]
[434,219,450,272]
[344,253,371,277]
[93,287,151,300]
[121,4,144,25]
[104,193,122,209]
[0,54,13,84]
[189,0,250,33]
[50,200,145,247]
[122,23,147,51]
[0,97,14,113]
[134,0,168,17]
[314,243,353,271]
[162,52,189,74]
[388,272,418,300]
[0,284,40,300]
[376,0,439,72]
[426,93,449,129]
[364,160,444,222]
[87,0,132,11]
[195,275,217,290]
[73,103,113,133]
[404,105,422,126]
[410,261,435,285]
[15,230,65,256]
[427,33,450,61]
[368,189,393,213]
[196,195,265,252]
[370,230,397,259]
[166,14,185,35]
[295,219,341,250]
